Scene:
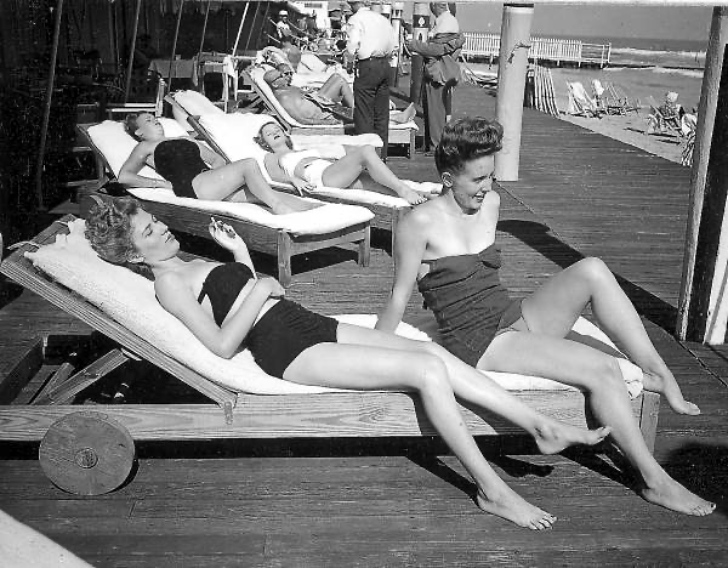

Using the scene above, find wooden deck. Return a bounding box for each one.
[1,84,727,567]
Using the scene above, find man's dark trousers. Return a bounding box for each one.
[353,57,390,160]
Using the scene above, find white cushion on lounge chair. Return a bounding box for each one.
[25,220,642,397]
[196,112,440,208]
[85,120,375,236]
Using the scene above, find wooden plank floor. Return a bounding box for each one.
[1,84,727,567]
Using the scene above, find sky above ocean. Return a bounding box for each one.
[401,3,713,42]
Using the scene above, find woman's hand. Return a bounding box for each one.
[291,177,315,195]
[209,218,247,253]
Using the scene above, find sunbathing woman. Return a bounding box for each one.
[85,195,613,530]
[255,120,434,205]
[376,116,715,517]
[118,113,312,215]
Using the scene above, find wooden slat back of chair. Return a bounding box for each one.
[77,123,116,182]
[0,217,238,411]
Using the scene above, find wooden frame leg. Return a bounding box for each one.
[277,232,292,287]
[358,226,371,267]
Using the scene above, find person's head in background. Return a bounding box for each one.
[347,0,369,15]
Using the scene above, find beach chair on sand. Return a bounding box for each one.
[244,65,419,158]
[166,90,439,242]
[76,118,373,287]
[565,81,603,118]
[605,83,641,115]
[645,96,684,137]
[0,218,660,494]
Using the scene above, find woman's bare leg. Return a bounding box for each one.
[518,257,698,415]
[283,339,556,529]
[335,323,610,453]
[321,146,428,205]
[193,158,314,214]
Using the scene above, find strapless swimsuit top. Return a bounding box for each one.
[197,263,255,326]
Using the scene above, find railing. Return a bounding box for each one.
[461,32,610,68]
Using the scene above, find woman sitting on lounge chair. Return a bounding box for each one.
[119,113,312,215]
[376,116,715,517]
[85,195,613,530]
[255,120,433,205]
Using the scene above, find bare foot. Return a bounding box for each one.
[643,371,700,415]
[534,422,612,455]
[476,487,556,530]
[640,476,715,516]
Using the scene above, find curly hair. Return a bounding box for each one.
[434,117,503,176]
[124,113,141,140]
[253,121,293,152]
[84,196,153,279]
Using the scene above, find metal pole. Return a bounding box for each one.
[410,2,429,105]
[34,0,65,211]
[123,0,143,104]
[168,0,186,86]
[243,1,261,53]
[198,0,212,57]
[232,1,251,56]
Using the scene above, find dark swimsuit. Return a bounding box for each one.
[417,244,522,367]
[154,138,209,199]
[197,263,339,378]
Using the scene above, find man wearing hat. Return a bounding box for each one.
[276,10,293,43]
[345,0,397,160]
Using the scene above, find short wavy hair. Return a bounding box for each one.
[253,121,293,152]
[434,117,503,175]
[124,113,142,140]
[85,196,153,279]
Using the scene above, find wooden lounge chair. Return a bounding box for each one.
[605,82,641,115]
[0,218,660,494]
[645,96,684,137]
[166,91,439,244]
[244,65,418,158]
[565,81,603,118]
[76,119,373,287]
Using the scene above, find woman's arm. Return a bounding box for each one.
[156,272,281,359]
[118,142,172,189]
[376,211,430,332]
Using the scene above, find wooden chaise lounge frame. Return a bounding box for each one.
[76,123,371,287]
[164,95,412,244]
[0,220,661,491]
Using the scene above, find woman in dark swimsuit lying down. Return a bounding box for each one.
[376,116,714,518]
[118,112,312,215]
[85,195,613,530]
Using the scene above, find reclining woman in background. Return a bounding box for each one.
[376,116,715,517]
[85,195,613,530]
[255,120,434,205]
[118,113,312,215]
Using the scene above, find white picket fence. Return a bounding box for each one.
[461,32,611,68]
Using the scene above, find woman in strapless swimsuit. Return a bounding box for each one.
[84,195,617,531]
[255,121,436,205]
[118,112,312,215]
[377,116,714,518]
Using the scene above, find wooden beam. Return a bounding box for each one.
[495,3,534,182]
[677,8,728,343]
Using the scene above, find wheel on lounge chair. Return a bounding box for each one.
[39,411,136,495]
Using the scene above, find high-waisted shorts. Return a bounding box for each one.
[301,159,332,187]
[245,299,339,378]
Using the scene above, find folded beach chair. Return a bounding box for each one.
[0,218,659,493]
[565,81,603,118]
[645,96,684,137]
[167,90,440,241]
[76,118,373,286]
[245,65,419,158]
[605,82,641,115]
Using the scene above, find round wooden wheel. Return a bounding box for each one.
[39,411,136,495]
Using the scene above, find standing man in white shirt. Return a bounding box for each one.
[346,0,396,160]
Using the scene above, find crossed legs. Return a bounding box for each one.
[479,257,714,516]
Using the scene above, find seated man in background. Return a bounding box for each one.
[263,65,415,127]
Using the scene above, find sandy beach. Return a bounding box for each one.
[468,62,703,165]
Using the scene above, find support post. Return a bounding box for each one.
[167,0,186,86]
[391,2,405,85]
[232,1,251,56]
[494,3,534,182]
[409,2,430,106]
[123,0,143,104]
[677,8,728,343]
